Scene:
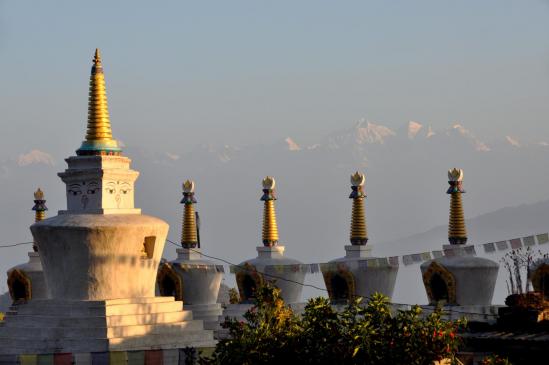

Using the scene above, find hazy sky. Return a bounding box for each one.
[1,0,549,160]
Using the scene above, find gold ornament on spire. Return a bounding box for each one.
[180,180,198,248]
[183,180,195,193]
[261,176,279,247]
[77,49,121,155]
[34,188,44,200]
[447,168,467,245]
[349,171,368,245]
[32,188,48,252]
[448,168,464,182]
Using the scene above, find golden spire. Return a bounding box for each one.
[32,188,47,252]
[447,168,467,245]
[261,176,279,247]
[180,180,198,248]
[77,49,121,155]
[349,171,368,245]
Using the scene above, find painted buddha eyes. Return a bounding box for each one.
[68,184,82,196]
[69,181,100,196]
[105,182,131,195]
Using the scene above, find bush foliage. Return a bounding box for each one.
[201,283,465,365]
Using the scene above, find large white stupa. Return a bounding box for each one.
[0,50,215,355]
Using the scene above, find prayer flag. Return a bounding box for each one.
[432,250,444,259]
[389,256,399,266]
[510,238,522,249]
[496,241,508,251]
[523,236,535,247]
[464,246,476,256]
[403,255,414,265]
[483,242,496,253]
[537,233,549,245]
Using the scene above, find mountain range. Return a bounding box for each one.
[1,120,548,304]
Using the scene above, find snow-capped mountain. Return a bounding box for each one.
[325,119,396,149]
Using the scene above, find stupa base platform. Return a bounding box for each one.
[185,303,223,330]
[0,297,216,355]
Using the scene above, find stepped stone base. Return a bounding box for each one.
[0,297,216,355]
[185,303,223,330]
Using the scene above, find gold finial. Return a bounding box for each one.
[183,180,195,193]
[447,168,467,245]
[350,171,365,187]
[34,188,44,200]
[448,168,463,182]
[261,176,279,247]
[93,48,101,65]
[262,176,276,190]
[76,49,121,156]
[180,180,198,248]
[349,171,368,245]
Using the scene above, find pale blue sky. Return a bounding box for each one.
[1,0,548,157]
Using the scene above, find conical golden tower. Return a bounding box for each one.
[31,188,47,252]
[447,168,467,245]
[77,49,121,156]
[349,171,368,245]
[261,176,279,247]
[180,180,198,248]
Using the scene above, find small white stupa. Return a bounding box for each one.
[321,172,398,303]
[6,189,49,304]
[420,169,499,306]
[234,177,306,304]
[158,180,224,330]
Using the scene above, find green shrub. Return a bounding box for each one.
[201,283,465,365]
[480,354,512,365]
[228,288,240,305]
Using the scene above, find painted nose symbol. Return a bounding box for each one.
[81,195,89,209]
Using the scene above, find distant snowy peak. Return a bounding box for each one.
[326,119,396,149]
[17,150,56,167]
[354,120,396,144]
[449,124,491,152]
[407,121,423,139]
[406,121,436,140]
[505,136,521,148]
[285,137,301,151]
[197,143,240,163]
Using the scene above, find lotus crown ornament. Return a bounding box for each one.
[350,171,365,187]
[34,188,44,200]
[262,176,276,190]
[448,168,464,182]
[183,180,195,193]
